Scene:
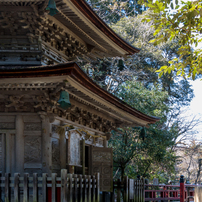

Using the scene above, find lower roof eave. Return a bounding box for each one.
[0,63,160,126]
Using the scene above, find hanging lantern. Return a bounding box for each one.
[140,127,146,141]
[118,59,124,71]
[46,0,58,16]
[58,91,71,110]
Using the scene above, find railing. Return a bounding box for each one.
[144,176,199,202]
[111,176,144,202]
[145,184,195,201]
[0,169,100,202]
[1,171,201,202]
[111,175,199,202]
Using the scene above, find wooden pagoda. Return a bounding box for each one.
[0,0,159,193]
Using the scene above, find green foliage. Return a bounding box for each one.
[86,0,146,24]
[79,12,194,109]
[141,0,202,79]
[116,81,169,117]
[79,3,196,182]
[109,81,177,181]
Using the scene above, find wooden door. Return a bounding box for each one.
[89,146,113,192]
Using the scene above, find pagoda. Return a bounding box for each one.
[0,0,159,192]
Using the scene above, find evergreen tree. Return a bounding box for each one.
[77,3,199,182]
[86,0,146,24]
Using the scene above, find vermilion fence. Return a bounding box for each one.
[144,175,200,202]
[145,184,195,201]
[112,175,202,202]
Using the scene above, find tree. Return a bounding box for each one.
[174,140,202,184]
[142,0,202,79]
[79,11,194,109]
[78,4,200,182]
[109,80,177,180]
[86,0,146,24]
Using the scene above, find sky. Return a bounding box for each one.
[189,79,202,141]
[174,0,202,142]
[190,80,202,115]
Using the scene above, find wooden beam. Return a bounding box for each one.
[0,6,33,12]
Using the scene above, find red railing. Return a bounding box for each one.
[144,176,199,202]
[145,184,196,201]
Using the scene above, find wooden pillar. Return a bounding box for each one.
[0,133,5,175]
[15,115,24,174]
[10,134,15,175]
[81,139,85,175]
[40,112,51,174]
[6,133,11,173]
[103,139,108,148]
[6,133,15,174]
[60,122,66,169]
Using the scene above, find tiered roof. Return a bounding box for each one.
[0,0,139,65]
[0,63,159,127]
[0,0,159,127]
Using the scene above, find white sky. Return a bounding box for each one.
[190,80,202,115]
[175,0,202,141]
[189,79,202,141]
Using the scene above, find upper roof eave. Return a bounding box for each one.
[0,63,160,125]
[58,0,140,55]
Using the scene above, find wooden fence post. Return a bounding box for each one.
[23,173,29,202]
[180,175,185,202]
[14,173,20,202]
[61,169,67,202]
[95,173,100,202]
[137,175,140,202]
[128,179,131,201]
[117,179,121,202]
[134,178,137,202]
[42,173,48,202]
[33,173,38,202]
[5,173,11,202]
[141,177,145,202]
[144,179,149,201]
[68,173,73,202]
[52,173,57,202]
[92,175,96,202]
[83,175,87,202]
[79,175,83,202]
[124,176,128,202]
[0,172,1,201]
[111,179,115,202]
[74,174,78,202]
[88,175,91,202]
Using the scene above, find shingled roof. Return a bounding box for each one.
[0,0,139,61]
[0,63,159,126]
[54,0,140,56]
